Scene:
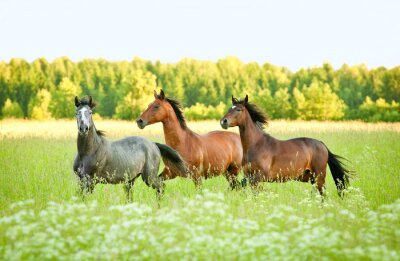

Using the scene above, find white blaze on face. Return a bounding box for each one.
[77,106,91,131]
[232,105,236,109]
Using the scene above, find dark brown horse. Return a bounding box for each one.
[137,90,243,189]
[220,95,352,196]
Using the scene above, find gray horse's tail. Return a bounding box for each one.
[155,143,188,176]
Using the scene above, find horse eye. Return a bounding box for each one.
[236,108,242,111]
[154,105,160,110]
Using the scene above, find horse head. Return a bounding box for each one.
[220,95,248,129]
[136,89,173,129]
[75,96,96,135]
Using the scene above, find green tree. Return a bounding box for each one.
[357,96,400,122]
[293,87,307,119]
[114,70,156,120]
[1,99,24,118]
[8,58,36,117]
[50,78,82,118]
[184,102,227,120]
[294,80,346,120]
[252,88,275,118]
[0,56,399,121]
[273,88,292,119]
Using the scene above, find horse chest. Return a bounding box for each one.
[75,155,101,177]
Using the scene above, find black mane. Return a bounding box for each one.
[165,98,187,129]
[96,130,106,137]
[238,99,268,129]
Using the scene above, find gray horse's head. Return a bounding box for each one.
[75,96,96,135]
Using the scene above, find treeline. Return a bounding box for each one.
[0,56,399,121]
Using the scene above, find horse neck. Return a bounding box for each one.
[77,126,104,157]
[238,113,267,153]
[161,111,190,149]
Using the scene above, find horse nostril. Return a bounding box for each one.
[223,118,228,124]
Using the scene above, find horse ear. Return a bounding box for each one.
[154,90,158,99]
[232,95,238,105]
[244,94,249,103]
[75,96,80,107]
[88,96,96,109]
[159,89,165,100]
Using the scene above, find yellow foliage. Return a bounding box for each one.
[29,89,52,120]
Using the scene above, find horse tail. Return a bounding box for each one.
[326,148,353,195]
[155,143,188,176]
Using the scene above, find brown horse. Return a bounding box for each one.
[137,90,243,189]
[220,95,353,196]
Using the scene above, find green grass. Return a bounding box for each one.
[0,121,399,260]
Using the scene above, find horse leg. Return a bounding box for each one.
[310,176,316,199]
[78,174,94,195]
[124,179,135,202]
[315,169,327,200]
[193,176,203,190]
[305,170,317,198]
[142,168,165,199]
[226,164,240,190]
[248,169,263,190]
[159,167,177,181]
[188,167,203,190]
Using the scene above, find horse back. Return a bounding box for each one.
[105,136,160,178]
[273,137,328,172]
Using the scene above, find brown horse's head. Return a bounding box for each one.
[137,90,187,129]
[220,95,248,129]
[221,94,268,129]
[136,90,168,129]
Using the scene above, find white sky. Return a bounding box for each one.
[0,0,399,71]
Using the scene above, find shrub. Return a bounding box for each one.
[184,102,227,120]
[357,97,400,122]
[1,99,24,119]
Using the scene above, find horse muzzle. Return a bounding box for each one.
[136,118,147,129]
[220,118,229,129]
[78,124,90,135]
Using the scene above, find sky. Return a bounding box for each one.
[0,0,399,71]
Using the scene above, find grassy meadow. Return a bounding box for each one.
[0,119,399,260]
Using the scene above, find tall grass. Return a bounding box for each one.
[0,120,399,260]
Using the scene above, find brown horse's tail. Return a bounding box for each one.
[326,148,353,195]
[155,143,188,177]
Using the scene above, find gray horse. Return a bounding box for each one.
[73,96,187,199]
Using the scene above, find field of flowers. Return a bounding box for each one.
[1,120,399,260]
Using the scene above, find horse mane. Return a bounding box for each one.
[165,97,187,129]
[237,99,269,129]
[96,129,106,137]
